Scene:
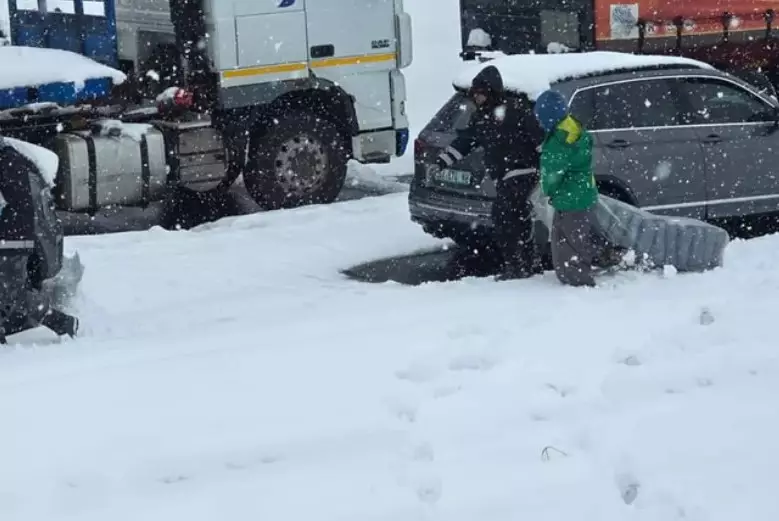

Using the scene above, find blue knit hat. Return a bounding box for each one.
[534,89,569,133]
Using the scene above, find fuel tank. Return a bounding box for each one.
[52,127,168,212]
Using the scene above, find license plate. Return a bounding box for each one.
[434,169,472,186]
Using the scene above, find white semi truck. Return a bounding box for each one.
[1,0,413,217]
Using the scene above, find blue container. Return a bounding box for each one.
[2,0,119,109]
[0,77,115,110]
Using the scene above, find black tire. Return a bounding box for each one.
[244,111,348,211]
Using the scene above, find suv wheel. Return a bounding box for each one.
[245,111,348,211]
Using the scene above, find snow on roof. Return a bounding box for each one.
[453,51,713,99]
[0,46,126,91]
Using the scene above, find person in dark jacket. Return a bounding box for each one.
[431,65,545,280]
[534,89,602,287]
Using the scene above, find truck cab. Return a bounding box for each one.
[3,0,413,215]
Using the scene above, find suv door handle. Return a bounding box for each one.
[702,133,722,144]
[606,139,631,149]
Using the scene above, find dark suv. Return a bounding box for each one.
[409,60,779,250]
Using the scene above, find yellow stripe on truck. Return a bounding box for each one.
[221,62,308,79]
[220,52,397,80]
[311,52,396,69]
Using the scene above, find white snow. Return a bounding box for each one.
[2,193,779,520]
[92,119,155,142]
[4,136,59,187]
[454,51,713,99]
[547,42,573,54]
[1,1,778,519]
[0,46,126,90]
[155,86,181,104]
[466,28,492,48]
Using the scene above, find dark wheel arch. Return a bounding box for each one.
[268,87,358,158]
[595,176,637,205]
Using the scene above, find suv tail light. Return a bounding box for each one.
[414,138,425,157]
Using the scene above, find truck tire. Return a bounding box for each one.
[244,111,348,211]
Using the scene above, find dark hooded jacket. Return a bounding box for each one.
[436,65,544,183]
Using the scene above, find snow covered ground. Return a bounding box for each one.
[3,193,779,520]
[3,1,779,519]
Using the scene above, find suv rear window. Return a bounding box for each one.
[424,92,477,133]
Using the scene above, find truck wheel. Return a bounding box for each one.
[244,111,348,210]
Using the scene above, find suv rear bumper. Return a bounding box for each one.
[408,185,493,228]
[408,184,553,250]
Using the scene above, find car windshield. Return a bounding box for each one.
[425,92,477,133]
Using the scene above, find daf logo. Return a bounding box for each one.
[278,0,296,7]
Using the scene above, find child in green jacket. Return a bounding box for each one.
[533,89,601,287]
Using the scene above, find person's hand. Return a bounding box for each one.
[426,163,442,183]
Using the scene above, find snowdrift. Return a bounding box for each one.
[531,188,730,272]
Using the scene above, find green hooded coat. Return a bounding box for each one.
[539,115,598,212]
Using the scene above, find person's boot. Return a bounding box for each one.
[41,309,79,338]
[494,258,534,281]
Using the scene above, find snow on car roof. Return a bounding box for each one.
[453,51,713,99]
[3,137,60,187]
[0,46,126,91]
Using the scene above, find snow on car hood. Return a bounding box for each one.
[453,51,712,99]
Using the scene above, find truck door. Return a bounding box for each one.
[460,0,595,55]
[304,0,399,132]
[8,0,118,67]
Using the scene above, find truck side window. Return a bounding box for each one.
[678,77,774,125]
[587,79,681,130]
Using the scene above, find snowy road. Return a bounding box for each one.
[3,192,779,520]
[3,0,779,518]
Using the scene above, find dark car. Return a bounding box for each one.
[0,137,82,341]
[409,52,779,251]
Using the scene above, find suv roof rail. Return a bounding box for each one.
[555,62,708,85]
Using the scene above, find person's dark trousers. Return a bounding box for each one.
[550,208,602,287]
[491,173,542,278]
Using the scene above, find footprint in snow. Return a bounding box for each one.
[385,399,418,424]
[545,383,575,398]
[432,384,462,399]
[159,475,189,485]
[395,363,440,384]
[412,442,435,463]
[448,352,499,372]
[696,377,713,388]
